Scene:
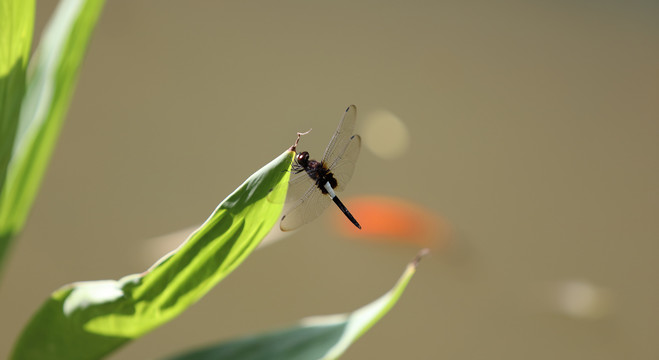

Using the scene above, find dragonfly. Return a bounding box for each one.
[280,105,362,231]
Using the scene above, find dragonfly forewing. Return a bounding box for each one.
[328,134,361,192]
[322,105,357,167]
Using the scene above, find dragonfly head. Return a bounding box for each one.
[295,151,310,167]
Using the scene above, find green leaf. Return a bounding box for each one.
[166,250,426,360]
[10,150,294,360]
[0,0,35,262]
[0,0,104,272]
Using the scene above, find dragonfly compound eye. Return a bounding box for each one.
[296,151,310,165]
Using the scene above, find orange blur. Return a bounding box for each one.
[331,195,450,249]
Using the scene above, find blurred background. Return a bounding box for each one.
[1,1,658,359]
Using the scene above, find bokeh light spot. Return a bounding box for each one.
[362,109,411,159]
[331,195,450,249]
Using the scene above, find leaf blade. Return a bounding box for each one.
[0,0,104,271]
[10,150,294,360]
[0,0,35,266]
[165,251,424,360]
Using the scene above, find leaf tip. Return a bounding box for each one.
[290,128,312,152]
[412,248,430,267]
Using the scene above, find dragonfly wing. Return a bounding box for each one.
[329,134,361,192]
[282,169,315,212]
[322,105,357,166]
[280,184,332,231]
[287,169,314,192]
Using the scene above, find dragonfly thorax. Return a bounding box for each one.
[308,162,337,193]
[295,152,337,194]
